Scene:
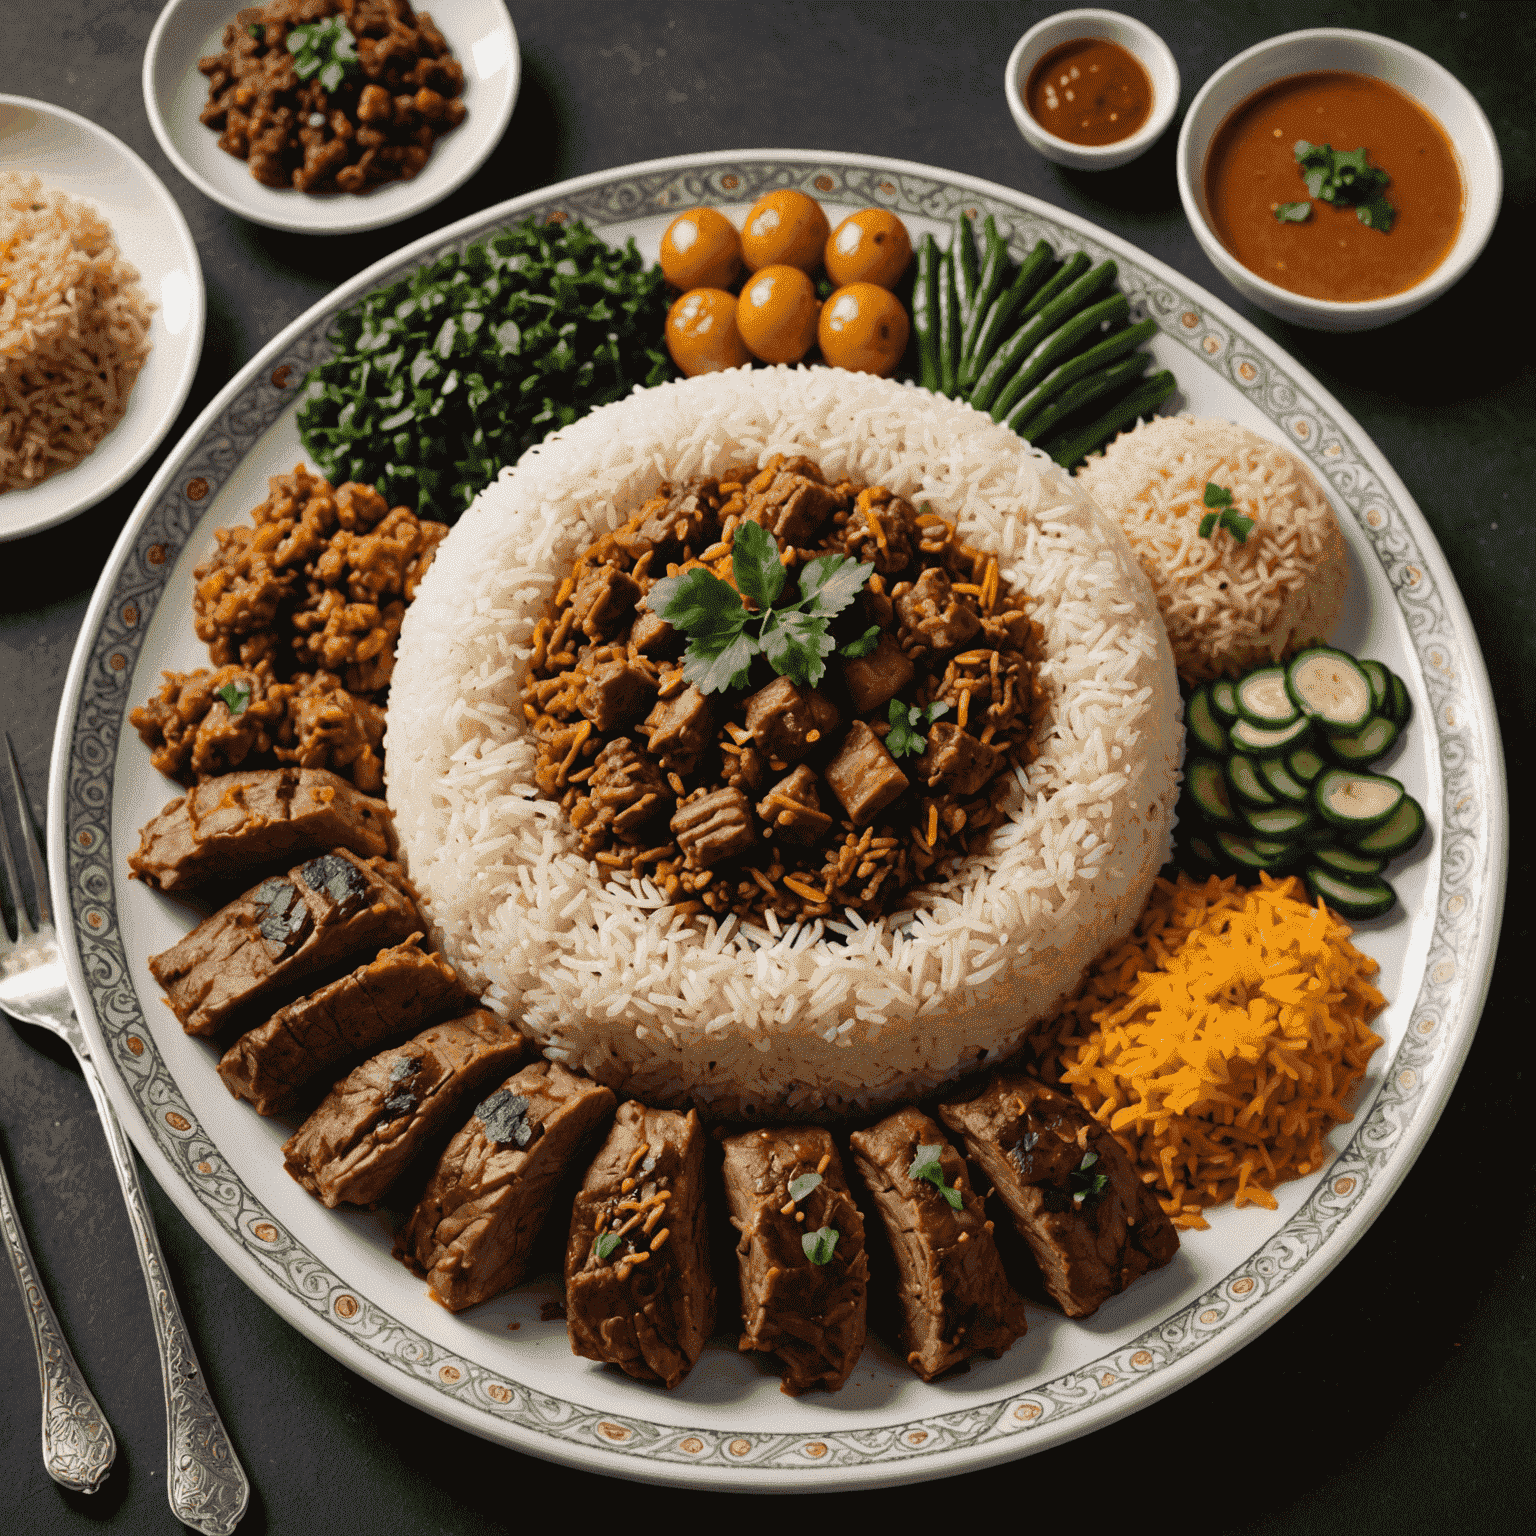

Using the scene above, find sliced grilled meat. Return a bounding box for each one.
[564,1102,714,1389]
[128,766,393,893]
[395,1062,616,1312]
[282,1010,525,1209]
[850,1105,1028,1381]
[938,1073,1179,1319]
[720,1126,867,1395]
[148,849,421,1037]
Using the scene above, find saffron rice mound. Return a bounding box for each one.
[1076,415,1348,683]
[387,366,1182,1117]
[0,172,153,494]
[1030,872,1385,1228]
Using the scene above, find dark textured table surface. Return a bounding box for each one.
[2,2,1531,1530]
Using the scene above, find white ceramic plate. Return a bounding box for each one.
[142,0,520,236]
[49,150,1506,1489]
[0,96,205,542]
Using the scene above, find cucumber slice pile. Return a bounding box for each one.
[1177,646,1427,919]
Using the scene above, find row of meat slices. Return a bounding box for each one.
[130,764,1178,1395]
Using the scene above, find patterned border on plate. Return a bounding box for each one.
[60,156,1493,1476]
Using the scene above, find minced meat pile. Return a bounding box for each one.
[131,466,447,792]
[521,455,1047,924]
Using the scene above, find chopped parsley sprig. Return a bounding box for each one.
[802,1226,840,1265]
[1069,1150,1109,1209]
[908,1143,964,1210]
[645,519,872,694]
[216,681,251,716]
[1273,142,1395,232]
[787,1171,823,1202]
[885,698,950,760]
[286,15,360,96]
[1197,481,1254,544]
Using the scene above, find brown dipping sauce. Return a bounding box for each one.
[1026,38,1152,146]
[1204,71,1464,303]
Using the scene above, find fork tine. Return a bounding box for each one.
[2,734,46,934]
[0,772,30,945]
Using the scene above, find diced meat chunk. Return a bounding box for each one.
[721,1126,868,1395]
[577,660,657,732]
[824,721,908,826]
[849,1106,1028,1381]
[938,1074,1178,1319]
[641,682,712,773]
[743,676,839,765]
[895,567,980,654]
[128,767,393,893]
[612,478,720,561]
[920,722,1002,797]
[282,1011,526,1209]
[756,766,832,847]
[672,787,755,869]
[565,1102,715,1389]
[841,488,916,575]
[581,738,671,849]
[148,849,421,1037]
[570,564,642,641]
[395,1062,617,1311]
[841,632,914,714]
[629,606,683,660]
[744,461,840,545]
[724,743,765,794]
[217,934,471,1116]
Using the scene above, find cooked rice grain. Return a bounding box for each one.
[387,366,1182,1116]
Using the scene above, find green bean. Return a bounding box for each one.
[957,218,1009,384]
[937,251,961,396]
[1013,353,1154,444]
[954,213,979,324]
[1021,250,1091,319]
[987,292,1129,423]
[1002,317,1159,434]
[1044,371,1178,468]
[913,233,941,392]
[958,240,1054,395]
[968,260,1118,413]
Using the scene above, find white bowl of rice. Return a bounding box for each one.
[387,367,1183,1117]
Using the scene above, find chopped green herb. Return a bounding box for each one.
[286,15,359,96]
[1273,201,1312,224]
[1197,482,1254,544]
[885,698,951,760]
[1356,196,1396,233]
[216,681,250,716]
[802,1226,840,1265]
[908,1143,964,1210]
[1291,141,1394,232]
[1069,1149,1110,1209]
[787,1171,823,1203]
[247,22,264,40]
[593,1231,622,1261]
[1203,482,1233,509]
[840,623,881,659]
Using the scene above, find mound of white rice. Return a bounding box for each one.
[1076,415,1348,683]
[386,366,1181,1117]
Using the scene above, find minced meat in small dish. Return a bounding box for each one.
[521,455,1047,924]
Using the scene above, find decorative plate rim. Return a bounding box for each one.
[47,148,1508,1490]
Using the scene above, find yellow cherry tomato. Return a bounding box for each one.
[736,265,819,364]
[659,207,743,291]
[740,189,831,274]
[824,207,914,290]
[666,288,752,376]
[817,283,911,377]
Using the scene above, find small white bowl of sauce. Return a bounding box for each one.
[1005,9,1180,171]
[1178,29,1502,331]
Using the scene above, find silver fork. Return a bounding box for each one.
[0,736,249,1534]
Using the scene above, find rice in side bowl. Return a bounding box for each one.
[387,366,1182,1117]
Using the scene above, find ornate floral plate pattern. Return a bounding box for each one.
[49,151,1505,1489]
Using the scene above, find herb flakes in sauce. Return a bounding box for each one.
[1286,141,1397,233]
[286,15,360,97]
[787,1171,823,1203]
[908,1143,964,1210]
[802,1226,840,1265]
[593,1231,622,1261]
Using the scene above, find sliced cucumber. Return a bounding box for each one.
[1286,648,1373,731]
[1304,864,1396,921]
[1326,714,1399,766]
[1258,756,1311,805]
[1313,768,1404,831]
[1361,659,1390,715]
[1186,685,1228,755]
[1186,757,1238,825]
[1388,671,1413,727]
[1241,802,1315,839]
[1209,678,1240,722]
[1235,667,1299,726]
[1226,754,1277,807]
[1289,745,1327,784]
[1313,845,1387,878]
[1229,715,1313,758]
[1218,830,1292,871]
[1352,794,1426,857]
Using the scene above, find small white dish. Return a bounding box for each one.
[142,0,520,236]
[1005,9,1179,172]
[1177,29,1502,332]
[0,95,205,542]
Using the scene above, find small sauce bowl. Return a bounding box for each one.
[1005,9,1179,171]
[1177,29,1502,331]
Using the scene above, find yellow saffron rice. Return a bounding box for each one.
[1031,872,1386,1229]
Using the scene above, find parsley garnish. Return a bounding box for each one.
[1069,1150,1109,1209]
[593,1231,622,1261]
[286,15,360,96]
[802,1226,840,1265]
[787,1171,823,1203]
[908,1143,964,1210]
[1273,201,1312,224]
[840,623,881,659]
[216,681,251,716]
[1197,482,1254,544]
[247,22,264,41]
[645,519,872,694]
[1279,142,1395,233]
[884,698,950,760]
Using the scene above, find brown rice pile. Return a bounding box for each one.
[0,172,153,493]
[1076,415,1348,682]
